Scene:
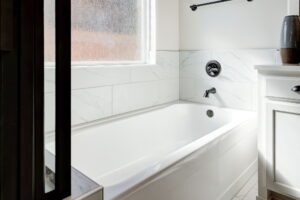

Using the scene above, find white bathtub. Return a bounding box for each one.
[49,102,257,200]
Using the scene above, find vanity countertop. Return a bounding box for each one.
[255,65,300,76]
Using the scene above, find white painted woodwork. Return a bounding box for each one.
[266,78,300,101]
[266,102,300,198]
[256,65,300,200]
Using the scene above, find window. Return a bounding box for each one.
[45,0,155,65]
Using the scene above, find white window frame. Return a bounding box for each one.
[45,0,156,67]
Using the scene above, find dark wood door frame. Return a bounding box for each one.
[0,0,42,198]
[0,0,71,198]
[0,0,19,199]
[1,0,23,199]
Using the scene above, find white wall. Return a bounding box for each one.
[157,0,180,50]
[179,0,288,49]
[288,0,300,15]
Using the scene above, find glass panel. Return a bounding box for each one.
[71,0,144,63]
[44,0,56,193]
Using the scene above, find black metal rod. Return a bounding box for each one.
[190,0,252,11]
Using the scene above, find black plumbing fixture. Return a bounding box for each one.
[206,60,221,77]
[203,87,217,98]
[190,0,253,11]
[207,110,214,118]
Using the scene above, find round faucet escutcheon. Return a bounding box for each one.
[206,60,221,77]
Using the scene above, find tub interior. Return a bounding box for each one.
[46,103,253,190]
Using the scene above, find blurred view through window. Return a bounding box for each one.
[45,0,153,64]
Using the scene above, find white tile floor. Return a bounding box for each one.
[232,172,258,200]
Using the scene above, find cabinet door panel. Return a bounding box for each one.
[267,101,300,198]
[275,111,300,188]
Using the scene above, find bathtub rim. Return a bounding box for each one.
[46,101,254,143]
[74,101,253,135]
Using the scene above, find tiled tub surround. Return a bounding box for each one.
[45,49,282,132]
[45,51,179,132]
[180,49,281,110]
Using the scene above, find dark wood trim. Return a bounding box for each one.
[1,0,71,197]
[0,0,19,199]
[0,52,20,200]
[55,0,72,197]
[0,0,14,50]
[34,0,45,198]
[19,0,36,198]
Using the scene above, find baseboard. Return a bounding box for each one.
[218,159,258,200]
[270,191,296,200]
[257,191,296,200]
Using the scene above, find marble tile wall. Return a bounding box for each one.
[45,51,179,132]
[180,49,282,110]
[45,49,281,132]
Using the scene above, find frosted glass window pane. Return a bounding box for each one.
[71,0,145,62]
[45,0,55,62]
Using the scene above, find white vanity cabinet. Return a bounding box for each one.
[256,65,300,200]
[266,102,300,198]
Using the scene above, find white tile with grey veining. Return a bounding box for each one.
[45,66,131,93]
[44,50,180,131]
[45,51,179,91]
[158,78,179,104]
[156,51,180,79]
[72,87,112,125]
[214,49,279,78]
[180,77,255,110]
[130,65,160,82]
[113,79,179,115]
[131,51,179,82]
[180,50,212,79]
[113,81,161,115]
[45,86,113,132]
[211,50,258,83]
[72,66,132,89]
[180,49,278,84]
[157,51,179,66]
[179,49,278,110]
